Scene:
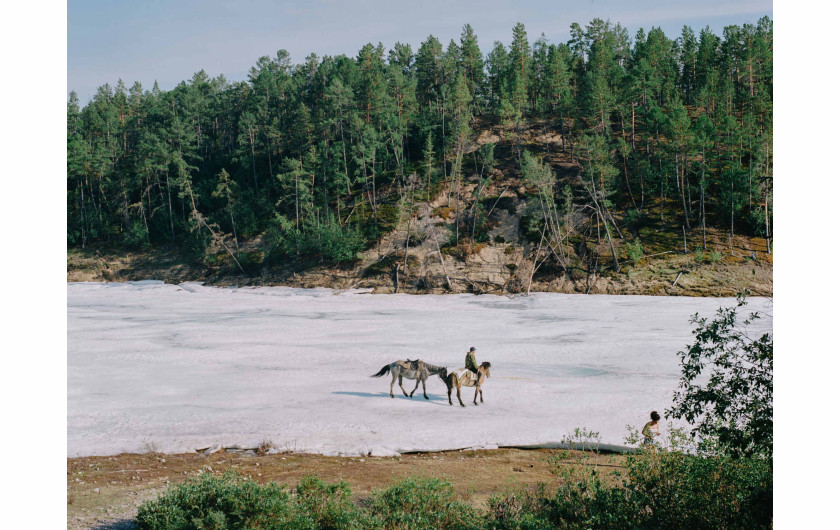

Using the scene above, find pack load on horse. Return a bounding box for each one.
[371,359,448,399]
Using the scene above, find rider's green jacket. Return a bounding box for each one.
[465,351,478,372]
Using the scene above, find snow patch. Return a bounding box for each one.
[67,282,772,457]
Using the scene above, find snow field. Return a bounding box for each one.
[67,281,771,457]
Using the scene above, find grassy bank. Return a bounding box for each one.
[67,446,770,529]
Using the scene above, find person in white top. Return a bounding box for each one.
[642,411,661,447]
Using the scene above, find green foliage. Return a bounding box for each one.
[67,17,772,270]
[267,215,366,263]
[624,209,643,229]
[485,450,771,530]
[625,239,644,263]
[138,453,771,530]
[295,475,371,529]
[136,472,308,529]
[668,294,773,458]
[368,476,481,529]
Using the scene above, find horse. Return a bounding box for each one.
[445,362,491,407]
[371,359,449,399]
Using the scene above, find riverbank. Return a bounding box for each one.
[68,239,771,297]
[67,448,624,529]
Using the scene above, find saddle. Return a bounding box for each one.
[396,359,421,371]
[452,368,478,385]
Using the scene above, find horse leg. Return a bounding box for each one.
[398,375,409,397]
[448,378,454,406]
[421,377,429,400]
[390,370,397,398]
[457,383,466,407]
[474,385,480,406]
[480,387,484,404]
[410,378,420,398]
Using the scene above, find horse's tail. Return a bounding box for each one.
[371,364,392,378]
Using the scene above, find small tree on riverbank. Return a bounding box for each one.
[668,293,773,458]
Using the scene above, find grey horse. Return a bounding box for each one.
[371,359,448,399]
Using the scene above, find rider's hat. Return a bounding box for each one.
[469,346,476,351]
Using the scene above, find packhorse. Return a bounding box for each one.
[371,359,448,399]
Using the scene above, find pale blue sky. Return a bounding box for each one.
[68,0,772,102]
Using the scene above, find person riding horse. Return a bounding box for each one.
[465,347,479,375]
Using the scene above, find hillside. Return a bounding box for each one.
[68,119,771,297]
[67,19,772,296]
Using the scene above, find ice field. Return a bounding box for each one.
[67,281,772,457]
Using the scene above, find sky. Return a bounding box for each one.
[68,0,772,102]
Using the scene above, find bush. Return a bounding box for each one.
[620,451,772,529]
[625,209,643,229]
[625,240,644,263]
[484,450,772,530]
[295,475,371,529]
[267,215,366,264]
[139,460,771,530]
[368,476,481,529]
[668,294,773,458]
[136,472,309,529]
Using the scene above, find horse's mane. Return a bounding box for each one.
[422,362,447,373]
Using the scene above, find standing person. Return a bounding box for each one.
[465,347,479,375]
[642,411,661,447]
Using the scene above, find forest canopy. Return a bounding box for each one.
[67,18,772,267]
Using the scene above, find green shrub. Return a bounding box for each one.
[266,215,366,264]
[484,451,772,530]
[122,220,151,249]
[619,451,772,529]
[295,475,371,529]
[625,240,644,263]
[368,476,481,529]
[708,251,722,263]
[138,459,771,530]
[136,472,309,529]
[625,209,643,229]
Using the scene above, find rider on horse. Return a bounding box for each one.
[465,347,479,375]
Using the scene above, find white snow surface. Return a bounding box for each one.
[67,281,772,457]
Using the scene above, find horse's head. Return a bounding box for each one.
[436,366,449,382]
[480,361,491,378]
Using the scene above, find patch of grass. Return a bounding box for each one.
[434,206,456,220]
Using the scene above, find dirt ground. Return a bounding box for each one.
[67,448,627,529]
[67,235,771,298]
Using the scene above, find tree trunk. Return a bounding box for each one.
[165,171,175,240]
[701,149,707,251]
[431,230,452,291]
[677,154,690,228]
